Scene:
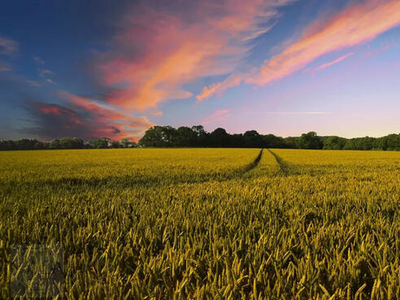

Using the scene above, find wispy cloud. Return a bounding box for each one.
[248,111,329,115]
[0,35,18,56]
[97,0,295,111]
[249,0,400,85]
[39,69,55,78]
[38,68,56,84]
[0,61,12,72]
[202,109,230,125]
[198,0,400,100]
[33,56,45,65]
[304,52,355,75]
[364,42,395,58]
[151,111,163,117]
[197,72,248,102]
[45,78,57,84]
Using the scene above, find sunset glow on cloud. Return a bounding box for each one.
[202,109,231,125]
[1,0,400,140]
[303,52,355,75]
[98,0,293,111]
[198,0,400,100]
[250,0,400,86]
[60,92,153,140]
[0,35,18,56]
[40,105,61,115]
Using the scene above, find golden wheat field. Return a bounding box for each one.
[1,148,400,299]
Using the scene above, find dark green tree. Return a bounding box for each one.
[298,132,323,149]
[263,134,285,148]
[175,126,196,147]
[243,130,263,148]
[210,128,230,147]
[323,136,347,150]
[89,137,110,149]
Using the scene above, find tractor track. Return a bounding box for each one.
[267,149,290,176]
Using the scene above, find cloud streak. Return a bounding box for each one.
[202,109,230,125]
[33,56,45,65]
[364,43,394,58]
[198,0,400,100]
[248,111,329,115]
[304,52,354,75]
[97,0,295,111]
[0,35,18,56]
[197,73,248,102]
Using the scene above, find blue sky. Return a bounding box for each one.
[1,0,400,141]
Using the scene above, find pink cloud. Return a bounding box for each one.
[40,106,61,115]
[59,92,153,141]
[198,0,400,100]
[0,36,18,56]
[250,0,400,85]
[151,111,163,117]
[304,52,355,75]
[97,0,294,111]
[364,42,395,58]
[202,109,231,125]
[197,73,248,102]
[39,69,55,78]
[248,111,329,115]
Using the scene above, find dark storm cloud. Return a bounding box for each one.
[22,101,93,140]
[21,95,152,141]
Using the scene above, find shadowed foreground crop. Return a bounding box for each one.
[1,149,400,299]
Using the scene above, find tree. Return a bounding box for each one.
[50,139,61,149]
[210,128,230,147]
[230,134,245,148]
[191,125,208,147]
[263,134,285,148]
[243,130,263,148]
[59,138,84,149]
[323,136,347,150]
[298,132,323,149]
[110,141,121,148]
[15,139,39,150]
[0,140,16,150]
[344,137,375,150]
[283,137,299,149]
[175,126,196,147]
[139,126,177,147]
[374,134,400,151]
[89,137,110,148]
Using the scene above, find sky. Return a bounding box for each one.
[0,0,400,141]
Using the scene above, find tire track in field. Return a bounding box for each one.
[242,149,263,173]
[267,149,290,176]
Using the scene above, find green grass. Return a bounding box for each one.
[1,148,400,299]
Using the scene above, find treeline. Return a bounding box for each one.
[1,125,400,151]
[0,137,136,151]
[138,125,400,150]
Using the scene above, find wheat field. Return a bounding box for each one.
[1,148,400,299]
